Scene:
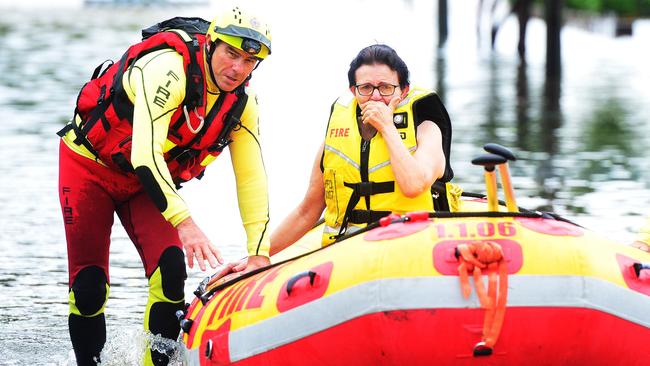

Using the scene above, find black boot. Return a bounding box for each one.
[69,313,106,366]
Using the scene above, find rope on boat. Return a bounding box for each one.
[456,240,508,355]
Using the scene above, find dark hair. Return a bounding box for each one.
[347,44,410,89]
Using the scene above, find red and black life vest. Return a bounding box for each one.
[58,17,248,185]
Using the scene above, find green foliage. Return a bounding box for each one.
[0,22,10,37]
[563,0,650,16]
[565,0,601,12]
[603,0,637,16]
[583,98,635,156]
[640,0,650,16]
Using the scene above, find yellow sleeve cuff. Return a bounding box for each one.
[168,209,191,228]
[249,238,270,258]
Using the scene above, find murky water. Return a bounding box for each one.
[0,0,649,365]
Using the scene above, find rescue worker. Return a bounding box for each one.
[267,43,455,256]
[57,8,272,366]
[632,217,650,252]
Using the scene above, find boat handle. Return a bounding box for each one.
[632,263,650,278]
[286,270,317,295]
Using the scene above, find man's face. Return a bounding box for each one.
[210,41,259,92]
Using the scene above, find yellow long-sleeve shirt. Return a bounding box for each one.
[62,48,270,257]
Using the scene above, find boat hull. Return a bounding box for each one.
[187,307,649,366]
[182,208,650,365]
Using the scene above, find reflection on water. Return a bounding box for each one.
[0,1,649,364]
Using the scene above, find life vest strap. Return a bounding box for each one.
[56,111,102,159]
[78,85,113,137]
[91,60,114,80]
[343,181,394,196]
[111,151,135,173]
[337,180,395,237]
[432,180,450,212]
[56,123,73,138]
[348,210,392,225]
[178,33,203,110]
[166,146,199,165]
[207,91,248,153]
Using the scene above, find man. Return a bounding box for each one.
[266,44,455,255]
[57,8,272,365]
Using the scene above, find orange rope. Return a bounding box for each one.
[457,241,508,350]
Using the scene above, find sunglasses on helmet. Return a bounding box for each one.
[241,38,262,56]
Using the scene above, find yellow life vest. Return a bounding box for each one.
[322,87,452,245]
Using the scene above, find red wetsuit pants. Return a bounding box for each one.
[58,140,184,365]
[58,140,182,283]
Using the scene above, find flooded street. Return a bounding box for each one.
[0,0,649,364]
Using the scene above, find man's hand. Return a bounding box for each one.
[208,255,271,284]
[233,255,271,274]
[177,217,224,271]
[205,262,238,287]
[631,240,650,253]
[359,96,401,133]
[203,256,270,284]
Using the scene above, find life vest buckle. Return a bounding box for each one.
[96,85,106,105]
[207,138,232,153]
[356,181,374,196]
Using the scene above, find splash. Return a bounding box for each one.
[89,328,186,366]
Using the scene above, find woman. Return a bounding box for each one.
[267,44,455,256]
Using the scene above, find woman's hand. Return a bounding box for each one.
[359,96,401,133]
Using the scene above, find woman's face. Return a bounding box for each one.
[350,63,408,104]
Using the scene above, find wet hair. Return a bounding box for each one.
[347,44,410,89]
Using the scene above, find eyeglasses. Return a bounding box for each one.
[355,83,399,96]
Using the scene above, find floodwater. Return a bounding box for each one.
[0,0,649,365]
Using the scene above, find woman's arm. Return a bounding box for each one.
[269,143,327,256]
[381,119,445,197]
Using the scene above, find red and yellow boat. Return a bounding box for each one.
[179,202,650,365]
[179,146,650,365]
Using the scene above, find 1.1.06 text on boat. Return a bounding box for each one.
[435,221,517,238]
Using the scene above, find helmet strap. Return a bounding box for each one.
[253,59,263,71]
[244,58,264,82]
[205,42,219,89]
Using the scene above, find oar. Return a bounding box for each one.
[472,153,507,211]
[483,143,518,212]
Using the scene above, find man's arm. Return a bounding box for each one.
[227,143,325,275]
[128,49,189,225]
[228,93,273,270]
[126,49,222,270]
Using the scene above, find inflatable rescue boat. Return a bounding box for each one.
[179,145,650,366]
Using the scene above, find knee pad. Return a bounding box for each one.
[156,246,187,302]
[70,266,109,316]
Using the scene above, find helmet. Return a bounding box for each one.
[207,7,272,59]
